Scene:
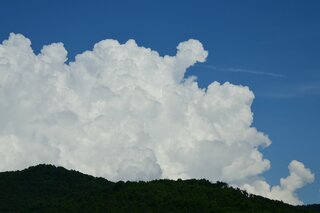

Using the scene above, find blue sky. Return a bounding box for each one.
[1,0,319,204]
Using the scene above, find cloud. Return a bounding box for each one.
[264,81,320,98]
[200,65,285,78]
[243,160,315,205]
[0,33,314,204]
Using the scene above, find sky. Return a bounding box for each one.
[0,0,319,205]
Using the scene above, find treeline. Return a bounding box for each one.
[0,164,318,213]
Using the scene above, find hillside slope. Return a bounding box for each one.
[0,165,318,213]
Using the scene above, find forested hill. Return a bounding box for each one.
[0,165,318,213]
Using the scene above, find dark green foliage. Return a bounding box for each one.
[0,164,318,213]
[305,205,320,212]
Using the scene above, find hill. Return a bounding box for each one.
[0,164,318,213]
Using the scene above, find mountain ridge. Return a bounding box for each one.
[0,164,318,213]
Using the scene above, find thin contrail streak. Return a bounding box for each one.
[198,65,285,78]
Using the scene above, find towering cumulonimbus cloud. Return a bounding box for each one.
[0,33,314,204]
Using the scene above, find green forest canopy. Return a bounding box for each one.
[0,164,319,213]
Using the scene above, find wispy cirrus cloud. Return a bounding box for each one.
[199,64,285,78]
[264,81,320,98]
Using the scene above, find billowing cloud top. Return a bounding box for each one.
[0,33,314,205]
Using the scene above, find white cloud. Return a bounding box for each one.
[0,33,314,204]
[243,160,315,205]
[273,160,315,205]
[199,65,285,78]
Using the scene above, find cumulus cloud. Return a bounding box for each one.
[0,33,314,204]
[243,160,315,205]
